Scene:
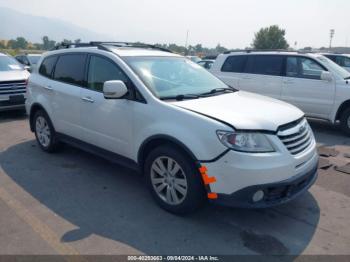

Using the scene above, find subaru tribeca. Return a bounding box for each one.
[26,42,318,214]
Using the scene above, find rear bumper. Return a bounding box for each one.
[213,163,318,208]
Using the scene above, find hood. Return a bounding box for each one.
[0,70,29,81]
[171,91,304,131]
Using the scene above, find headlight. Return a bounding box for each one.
[216,130,275,153]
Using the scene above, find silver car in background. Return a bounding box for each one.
[0,53,30,112]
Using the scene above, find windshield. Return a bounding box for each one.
[28,55,41,64]
[317,55,350,79]
[125,56,229,99]
[0,56,24,72]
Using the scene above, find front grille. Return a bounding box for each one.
[0,80,26,95]
[278,118,313,155]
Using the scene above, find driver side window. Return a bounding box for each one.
[87,55,128,92]
[299,58,324,80]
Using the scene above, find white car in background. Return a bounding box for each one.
[0,52,30,111]
[210,51,350,135]
[26,43,318,214]
[322,53,350,72]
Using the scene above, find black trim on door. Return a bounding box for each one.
[56,133,140,171]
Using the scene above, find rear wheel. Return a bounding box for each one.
[144,145,206,214]
[340,107,350,136]
[33,110,60,152]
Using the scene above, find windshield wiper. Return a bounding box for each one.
[344,76,350,80]
[199,86,237,96]
[160,94,201,101]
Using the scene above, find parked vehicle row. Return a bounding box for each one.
[210,51,350,135]
[26,43,318,214]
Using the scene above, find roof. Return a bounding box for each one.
[221,50,323,58]
[46,42,180,58]
[109,46,180,57]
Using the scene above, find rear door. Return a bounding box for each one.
[50,53,87,138]
[238,55,283,99]
[281,56,335,118]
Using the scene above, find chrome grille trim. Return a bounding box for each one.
[0,80,26,96]
[278,119,313,155]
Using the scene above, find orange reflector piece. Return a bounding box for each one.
[199,165,217,185]
[201,173,217,185]
[207,193,218,199]
[199,166,207,174]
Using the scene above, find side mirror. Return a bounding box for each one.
[103,80,128,99]
[320,71,333,82]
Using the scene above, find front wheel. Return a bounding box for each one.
[33,110,60,152]
[144,145,206,214]
[340,107,350,136]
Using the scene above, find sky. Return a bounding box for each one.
[0,0,349,49]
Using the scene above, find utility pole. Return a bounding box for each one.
[329,29,335,49]
[185,30,189,55]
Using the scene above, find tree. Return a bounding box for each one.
[252,25,289,50]
[74,39,81,44]
[42,36,56,50]
[15,37,28,49]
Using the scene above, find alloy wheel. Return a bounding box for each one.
[150,156,188,205]
[35,116,51,147]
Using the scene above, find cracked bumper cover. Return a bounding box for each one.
[212,162,318,208]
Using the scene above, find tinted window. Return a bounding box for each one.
[54,54,87,86]
[251,55,283,76]
[221,55,247,73]
[344,57,350,67]
[39,56,58,78]
[87,55,129,92]
[286,57,298,77]
[324,55,337,62]
[300,57,324,80]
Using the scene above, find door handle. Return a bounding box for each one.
[43,85,54,91]
[81,96,94,103]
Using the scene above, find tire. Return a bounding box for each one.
[340,107,350,136]
[144,145,206,215]
[33,110,60,152]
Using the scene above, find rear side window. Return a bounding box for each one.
[53,54,87,86]
[250,55,283,76]
[221,55,247,73]
[39,56,58,78]
[87,55,129,92]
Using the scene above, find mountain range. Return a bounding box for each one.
[0,7,107,43]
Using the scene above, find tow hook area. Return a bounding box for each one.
[199,165,218,199]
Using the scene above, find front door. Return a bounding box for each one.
[80,55,134,158]
[281,56,335,119]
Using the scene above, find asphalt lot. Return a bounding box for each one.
[0,111,349,256]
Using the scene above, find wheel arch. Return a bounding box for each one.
[137,135,199,170]
[335,100,350,121]
[29,103,50,132]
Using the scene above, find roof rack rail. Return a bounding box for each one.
[51,41,173,53]
[223,49,313,54]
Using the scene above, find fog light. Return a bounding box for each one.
[252,190,264,202]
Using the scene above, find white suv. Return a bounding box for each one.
[26,43,318,214]
[210,51,350,135]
